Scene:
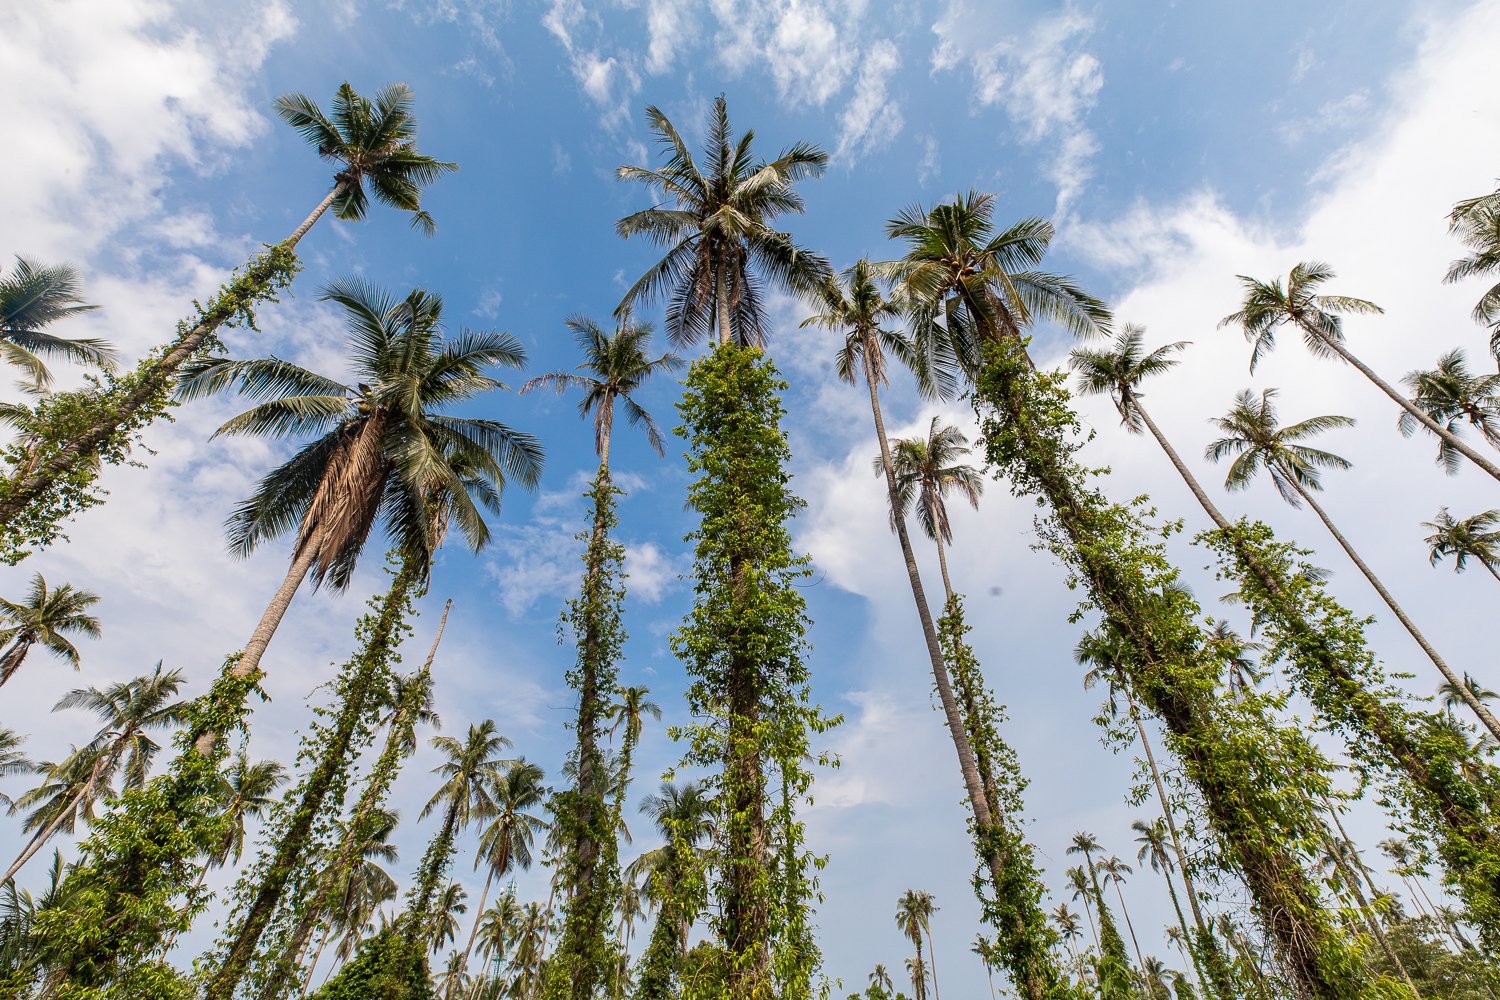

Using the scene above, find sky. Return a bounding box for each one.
[2,0,1499,994]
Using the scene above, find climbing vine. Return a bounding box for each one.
[670,344,839,1000]
[972,337,1404,1000]
[0,243,300,563]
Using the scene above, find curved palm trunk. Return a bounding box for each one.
[1306,324,1500,483]
[1290,479,1500,740]
[0,181,346,531]
[270,600,451,998]
[4,750,111,882]
[0,638,33,686]
[205,563,416,1000]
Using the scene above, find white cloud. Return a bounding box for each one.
[624,542,686,603]
[916,132,941,186]
[640,0,696,74]
[1280,89,1373,144]
[834,40,904,164]
[931,3,1103,211]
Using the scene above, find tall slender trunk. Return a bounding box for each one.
[194,540,321,756]
[0,180,346,530]
[270,600,451,998]
[204,563,416,1000]
[0,638,33,686]
[301,924,332,997]
[4,751,110,882]
[1291,478,1500,740]
[715,266,732,348]
[924,925,941,1000]
[1308,324,1500,483]
[1110,879,1147,978]
[1320,831,1415,991]
[451,867,497,1000]
[934,537,955,602]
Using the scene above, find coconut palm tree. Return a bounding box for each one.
[1097,857,1146,975]
[0,727,34,809]
[1438,675,1499,716]
[1445,193,1500,363]
[408,722,514,929]
[300,808,402,990]
[1222,260,1500,482]
[632,780,716,999]
[895,890,940,1000]
[1050,904,1085,981]
[425,882,468,954]
[869,963,896,996]
[1207,387,1500,739]
[1424,507,1500,583]
[5,664,185,880]
[904,955,929,1000]
[1065,866,1100,953]
[477,889,522,968]
[176,278,541,754]
[450,761,548,998]
[606,684,660,825]
[0,82,456,533]
[883,417,984,600]
[0,257,112,389]
[614,94,831,348]
[1132,818,1199,983]
[207,753,287,870]
[971,935,998,1000]
[1399,348,1500,473]
[0,573,101,687]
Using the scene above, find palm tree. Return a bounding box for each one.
[0,257,112,389]
[0,573,101,686]
[1050,904,1085,982]
[895,890,939,1000]
[1445,193,1500,363]
[1315,833,1414,990]
[869,963,896,996]
[449,761,548,999]
[1438,674,1499,715]
[0,82,456,532]
[632,780,716,999]
[614,94,831,348]
[904,955,929,1000]
[425,882,468,953]
[207,753,288,870]
[0,727,34,809]
[1097,857,1146,975]
[300,809,402,991]
[408,722,514,929]
[477,889,522,968]
[883,417,984,600]
[1208,387,1500,739]
[176,278,541,755]
[971,935,998,1000]
[1222,260,1500,482]
[521,315,683,467]
[606,684,661,823]
[1399,348,1500,473]
[6,664,185,880]
[1424,507,1500,583]
[1132,818,1198,984]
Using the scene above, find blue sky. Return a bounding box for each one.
[3,0,1500,995]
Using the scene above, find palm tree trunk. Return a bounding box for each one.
[715,268,732,347]
[451,868,497,1000]
[4,747,113,882]
[1321,833,1415,991]
[0,181,346,532]
[860,336,995,834]
[924,926,941,1000]
[1132,395,1235,531]
[0,638,32,686]
[194,539,321,756]
[1308,327,1500,483]
[1291,479,1500,740]
[1110,880,1147,978]
[934,537,955,602]
[301,923,333,997]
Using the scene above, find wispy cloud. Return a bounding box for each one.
[834,40,904,165]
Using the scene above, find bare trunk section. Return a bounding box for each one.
[450,868,497,1000]
[1293,480,1500,741]
[1313,327,1500,483]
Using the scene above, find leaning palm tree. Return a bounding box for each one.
[1399,348,1500,473]
[972,936,999,1000]
[1132,819,1196,979]
[1424,507,1500,583]
[406,722,514,931]
[1221,260,1500,482]
[1445,192,1500,363]
[521,316,678,1000]
[176,278,541,755]
[884,417,984,600]
[1207,388,1500,738]
[5,664,186,881]
[0,257,113,389]
[895,890,940,1000]
[0,82,457,539]
[1098,857,1145,974]
[449,760,548,999]
[0,572,101,686]
[614,94,831,347]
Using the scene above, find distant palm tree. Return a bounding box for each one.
[0,257,112,389]
[1050,903,1085,981]
[0,82,456,533]
[614,94,831,348]
[883,417,984,600]
[1097,857,1146,975]
[6,664,185,880]
[1445,192,1500,363]
[450,761,548,998]
[206,752,287,869]
[425,882,468,953]
[1399,348,1500,473]
[1424,507,1500,583]
[0,572,101,686]
[319,809,402,985]
[971,935,998,1000]
[1438,674,1499,715]
[606,684,661,820]
[477,889,523,968]
[0,727,34,809]
[408,722,514,927]
[632,780,716,998]
[177,279,540,754]
[1132,818,1198,981]
[904,955,928,1000]
[895,889,940,1000]
[1221,260,1500,482]
[1208,387,1500,739]
[869,963,895,996]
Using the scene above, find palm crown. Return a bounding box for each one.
[878,417,984,545]
[275,82,457,236]
[1219,261,1383,372]
[424,721,515,829]
[800,259,922,391]
[1398,348,1500,473]
[1445,195,1500,334]
[0,257,113,389]
[56,663,187,790]
[178,278,542,589]
[615,95,832,348]
[0,572,102,685]
[1069,324,1191,433]
[1206,389,1354,505]
[1423,507,1500,575]
[520,316,683,459]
